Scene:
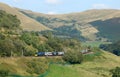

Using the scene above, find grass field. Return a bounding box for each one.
[42,51,120,77]
[82,41,111,47]
[43,64,81,77]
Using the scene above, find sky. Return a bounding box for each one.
[0,0,120,14]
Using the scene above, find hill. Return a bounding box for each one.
[19,9,120,41]
[90,17,120,41]
[0,3,51,31]
[100,40,120,56]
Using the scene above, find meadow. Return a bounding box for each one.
[40,51,120,77]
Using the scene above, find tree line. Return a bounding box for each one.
[99,40,120,56]
[0,10,83,57]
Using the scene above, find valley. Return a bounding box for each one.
[0,2,120,77]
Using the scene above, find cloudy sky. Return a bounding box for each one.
[0,0,120,14]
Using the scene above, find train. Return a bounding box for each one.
[35,50,93,56]
[35,51,64,56]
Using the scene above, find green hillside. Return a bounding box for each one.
[90,17,120,41]
[0,51,120,77]
[43,51,120,77]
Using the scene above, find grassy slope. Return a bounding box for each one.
[0,3,51,31]
[82,41,111,47]
[45,51,120,77]
[45,64,82,77]
[0,57,48,76]
[0,57,31,76]
[90,18,120,41]
[0,52,120,77]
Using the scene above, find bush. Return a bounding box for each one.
[26,59,49,74]
[62,50,83,64]
[110,67,120,77]
[0,69,9,77]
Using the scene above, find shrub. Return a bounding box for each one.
[62,50,83,64]
[26,59,49,74]
[0,69,9,77]
[110,67,120,77]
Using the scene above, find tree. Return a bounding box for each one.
[62,50,83,64]
[0,39,15,57]
[0,10,20,29]
[99,40,120,56]
[24,45,37,56]
[13,39,26,56]
[47,40,63,51]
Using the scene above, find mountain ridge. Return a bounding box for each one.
[18,8,120,41]
[0,2,120,41]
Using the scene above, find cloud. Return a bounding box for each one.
[92,4,109,9]
[47,11,57,15]
[45,0,61,4]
